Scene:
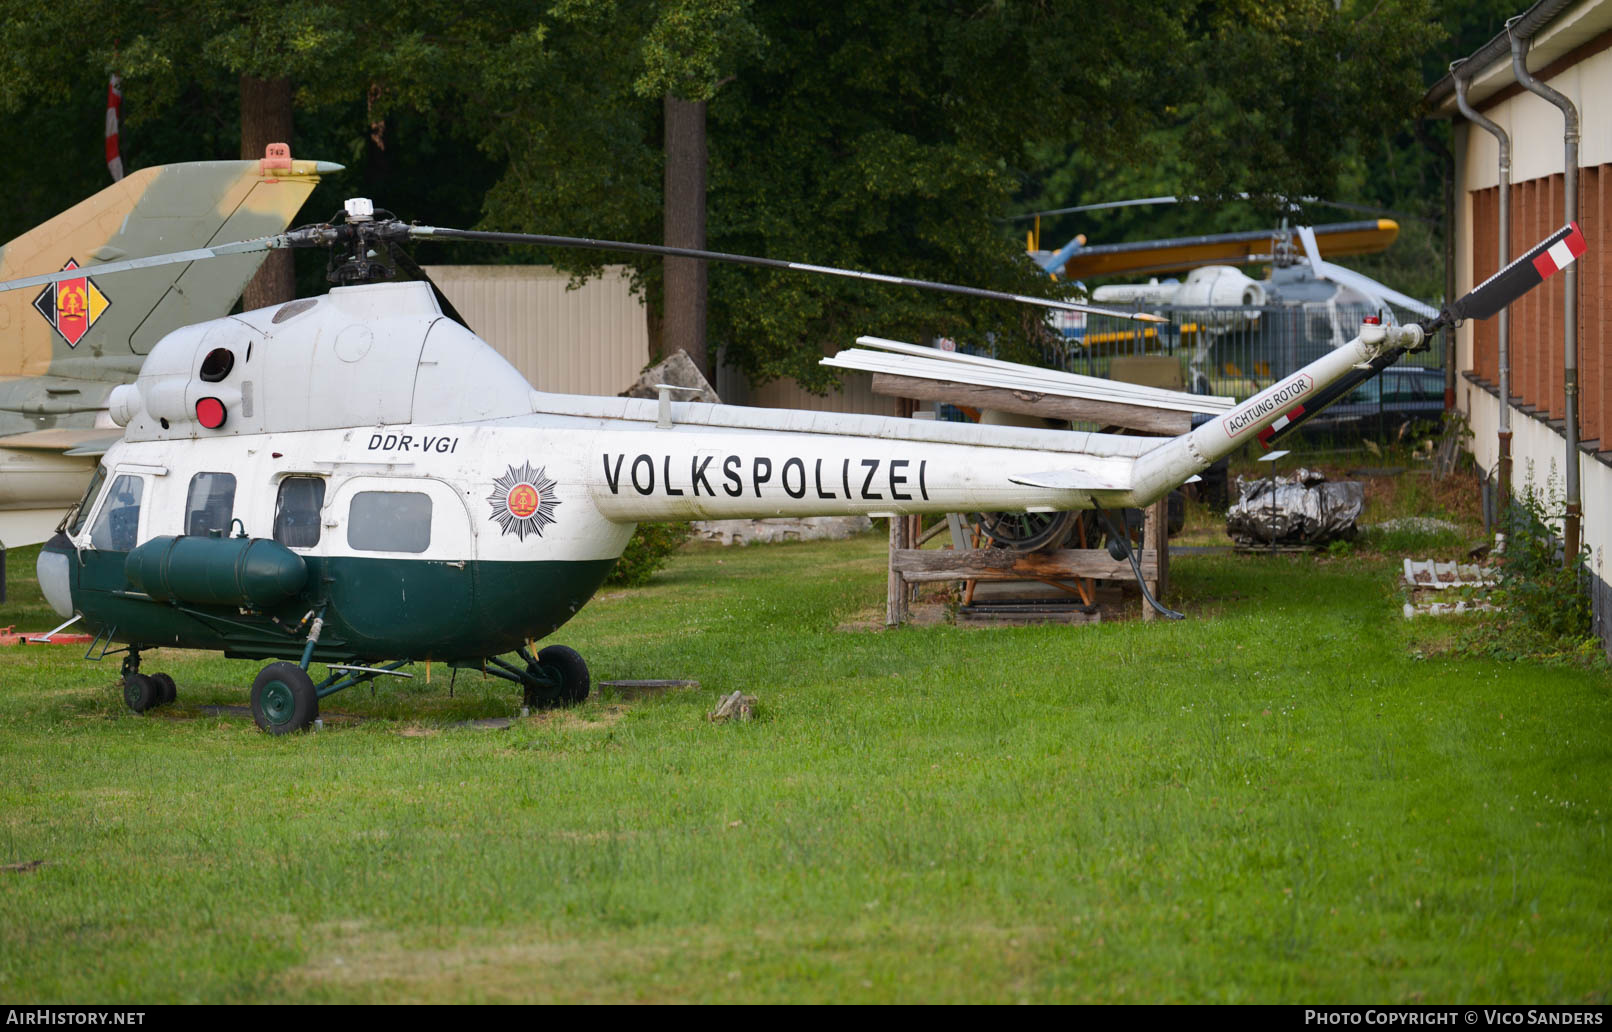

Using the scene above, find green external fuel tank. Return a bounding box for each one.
[125,535,308,609]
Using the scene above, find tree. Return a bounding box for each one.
[0,1,533,299]
[637,1,761,377]
[477,1,1196,389]
[0,0,1452,388]
[475,0,1443,392]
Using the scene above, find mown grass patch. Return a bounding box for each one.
[0,535,1608,1003]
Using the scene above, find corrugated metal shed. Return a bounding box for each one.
[423,265,648,397]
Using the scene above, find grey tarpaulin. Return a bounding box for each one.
[1226,468,1363,546]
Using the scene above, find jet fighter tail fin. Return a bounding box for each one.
[0,150,338,381]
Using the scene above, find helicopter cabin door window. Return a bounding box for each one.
[69,464,108,537]
[185,473,236,537]
[274,477,326,548]
[347,491,433,553]
[89,474,144,552]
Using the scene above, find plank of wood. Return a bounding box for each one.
[890,548,1157,582]
[887,517,910,625]
[957,608,1102,626]
[870,373,1190,434]
[1142,498,1167,622]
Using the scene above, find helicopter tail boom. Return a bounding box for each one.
[1119,321,1423,508]
[567,325,1416,524]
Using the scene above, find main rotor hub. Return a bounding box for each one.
[308,202,412,286]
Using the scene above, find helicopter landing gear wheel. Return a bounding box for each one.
[525,645,590,708]
[251,662,319,735]
[122,673,160,714]
[151,673,177,707]
[969,510,1077,552]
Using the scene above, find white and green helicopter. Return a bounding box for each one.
[6,198,1578,733]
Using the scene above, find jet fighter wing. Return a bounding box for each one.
[0,428,122,457]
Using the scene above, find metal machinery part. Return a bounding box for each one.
[969,491,1184,554]
[967,510,1079,551]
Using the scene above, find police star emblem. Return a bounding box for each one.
[488,462,561,540]
[32,259,111,348]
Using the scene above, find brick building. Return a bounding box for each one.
[1426,0,1612,654]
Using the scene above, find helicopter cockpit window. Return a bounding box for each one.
[185,472,236,537]
[347,491,432,554]
[274,477,326,548]
[89,475,144,552]
[69,464,107,536]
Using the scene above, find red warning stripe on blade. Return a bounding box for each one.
[1531,222,1585,279]
[1257,404,1306,447]
[1452,222,1587,321]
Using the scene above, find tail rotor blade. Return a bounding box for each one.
[409,225,1169,324]
[1271,221,1590,447]
[1449,221,1585,322]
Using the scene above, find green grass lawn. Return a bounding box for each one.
[0,535,1608,1003]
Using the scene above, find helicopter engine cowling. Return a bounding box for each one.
[1174,266,1266,307]
[125,535,307,609]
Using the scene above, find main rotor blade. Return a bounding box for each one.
[410,225,1168,324]
[0,236,283,294]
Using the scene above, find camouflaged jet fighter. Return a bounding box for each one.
[0,145,338,547]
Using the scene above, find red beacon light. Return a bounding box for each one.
[196,397,227,429]
[1362,315,1382,325]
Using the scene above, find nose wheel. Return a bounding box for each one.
[120,651,178,713]
[123,673,160,713]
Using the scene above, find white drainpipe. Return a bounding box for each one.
[1509,17,1582,562]
[1451,61,1513,540]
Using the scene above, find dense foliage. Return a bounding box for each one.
[0,1,1516,380]
[1494,480,1596,648]
[605,521,695,587]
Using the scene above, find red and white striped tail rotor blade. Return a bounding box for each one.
[1452,222,1585,322]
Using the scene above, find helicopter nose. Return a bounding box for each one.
[37,533,76,619]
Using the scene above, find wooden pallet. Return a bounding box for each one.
[956,600,1102,625]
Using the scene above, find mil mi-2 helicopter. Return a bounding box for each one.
[9,196,1582,733]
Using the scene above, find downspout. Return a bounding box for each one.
[1509,17,1582,563]
[1451,62,1513,529]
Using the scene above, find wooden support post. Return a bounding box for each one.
[1156,499,1170,602]
[1141,497,1169,621]
[887,515,909,626]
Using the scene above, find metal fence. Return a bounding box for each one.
[938,299,1447,441]
[1038,300,1443,401]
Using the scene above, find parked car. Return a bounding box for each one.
[1304,365,1446,438]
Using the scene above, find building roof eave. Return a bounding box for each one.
[1424,0,1612,115]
